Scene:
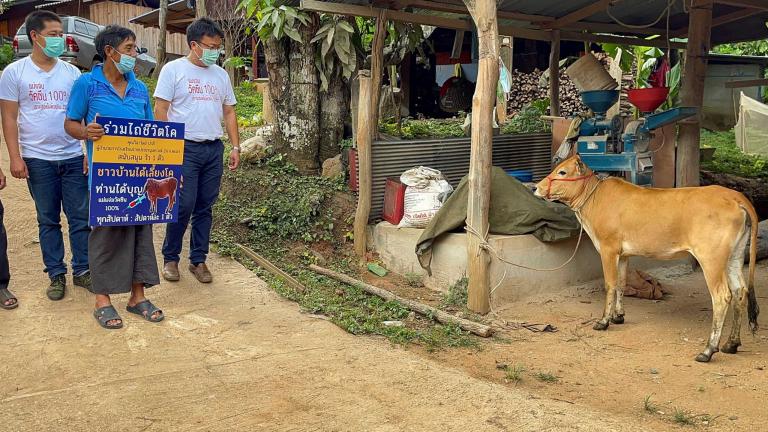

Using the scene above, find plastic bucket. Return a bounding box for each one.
[506,169,533,182]
[566,53,617,92]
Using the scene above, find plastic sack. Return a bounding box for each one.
[398,167,454,229]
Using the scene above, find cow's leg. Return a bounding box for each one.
[723,230,749,354]
[594,251,620,331]
[696,261,732,363]
[167,193,176,214]
[611,257,628,324]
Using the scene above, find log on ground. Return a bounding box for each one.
[309,264,494,337]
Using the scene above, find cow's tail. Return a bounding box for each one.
[741,198,760,334]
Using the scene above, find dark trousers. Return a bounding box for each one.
[89,225,160,295]
[25,156,90,278]
[0,200,10,290]
[162,140,224,265]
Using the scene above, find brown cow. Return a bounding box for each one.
[142,177,178,215]
[534,155,759,362]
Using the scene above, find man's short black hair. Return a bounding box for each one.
[186,17,224,47]
[94,25,136,60]
[24,11,61,44]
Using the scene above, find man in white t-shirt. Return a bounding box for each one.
[154,17,240,284]
[0,11,91,301]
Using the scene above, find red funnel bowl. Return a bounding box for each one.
[628,87,669,113]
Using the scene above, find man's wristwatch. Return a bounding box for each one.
[232,146,241,152]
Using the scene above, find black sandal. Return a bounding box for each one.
[94,305,123,329]
[126,300,164,323]
[0,288,18,310]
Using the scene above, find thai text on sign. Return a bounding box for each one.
[89,116,185,227]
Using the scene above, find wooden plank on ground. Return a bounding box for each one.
[309,265,494,337]
[236,244,306,293]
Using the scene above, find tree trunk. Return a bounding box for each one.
[319,75,349,162]
[152,0,168,80]
[283,15,320,173]
[195,0,206,18]
[224,33,235,85]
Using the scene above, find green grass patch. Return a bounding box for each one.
[441,277,468,308]
[212,155,479,351]
[504,364,525,383]
[672,408,695,426]
[701,129,768,178]
[380,118,465,139]
[534,372,559,383]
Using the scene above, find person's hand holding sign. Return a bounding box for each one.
[87,114,105,141]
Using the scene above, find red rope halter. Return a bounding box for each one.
[544,173,595,200]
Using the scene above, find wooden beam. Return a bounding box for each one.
[399,0,554,23]
[300,0,686,48]
[549,30,561,117]
[544,0,618,29]
[716,0,768,10]
[561,31,687,50]
[353,70,373,257]
[676,0,713,188]
[450,29,464,59]
[672,7,761,37]
[724,78,768,88]
[562,21,666,36]
[167,18,195,24]
[463,0,498,315]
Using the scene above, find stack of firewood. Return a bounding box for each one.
[506,54,632,118]
[506,68,588,117]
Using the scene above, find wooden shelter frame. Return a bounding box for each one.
[300,0,764,313]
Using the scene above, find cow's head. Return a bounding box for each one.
[534,155,595,205]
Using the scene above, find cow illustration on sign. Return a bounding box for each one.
[139,177,178,215]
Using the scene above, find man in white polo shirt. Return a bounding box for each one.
[154,17,240,283]
[0,11,90,301]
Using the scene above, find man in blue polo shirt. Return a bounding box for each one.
[64,25,162,330]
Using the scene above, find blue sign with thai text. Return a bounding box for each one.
[89,116,185,227]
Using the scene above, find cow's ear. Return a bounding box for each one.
[575,159,586,175]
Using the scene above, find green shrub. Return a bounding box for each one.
[0,45,14,70]
[502,98,551,134]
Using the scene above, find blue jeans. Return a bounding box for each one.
[25,156,90,278]
[162,140,224,265]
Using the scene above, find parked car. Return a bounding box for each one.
[13,15,157,76]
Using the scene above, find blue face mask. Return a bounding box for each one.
[37,36,65,58]
[112,52,136,74]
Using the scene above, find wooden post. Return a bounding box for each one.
[352,11,387,257]
[464,0,499,314]
[370,10,387,137]
[353,71,373,257]
[676,0,713,187]
[549,30,561,117]
[151,0,168,79]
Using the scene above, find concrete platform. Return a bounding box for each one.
[371,222,684,303]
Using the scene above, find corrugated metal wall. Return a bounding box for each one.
[358,133,553,220]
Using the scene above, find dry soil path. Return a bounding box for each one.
[0,131,644,431]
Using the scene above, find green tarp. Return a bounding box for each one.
[416,167,581,274]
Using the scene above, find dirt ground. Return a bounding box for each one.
[0,140,650,432]
[420,264,768,431]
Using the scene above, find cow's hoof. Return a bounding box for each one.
[593,320,609,331]
[695,352,712,363]
[611,315,625,324]
[721,342,740,354]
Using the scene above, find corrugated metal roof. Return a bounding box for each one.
[313,0,768,45]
